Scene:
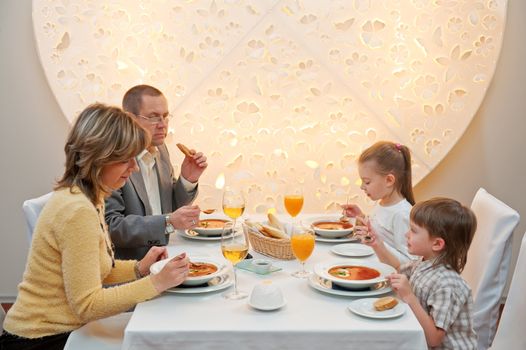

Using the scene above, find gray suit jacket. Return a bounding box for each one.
[105,144,197,260]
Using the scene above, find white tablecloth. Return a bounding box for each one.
[122,215,427,350]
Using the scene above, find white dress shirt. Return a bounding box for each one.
[137,148,197,215]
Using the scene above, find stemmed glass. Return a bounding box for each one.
[221,222,249,299]
[284,186,304,224]
[222,186,246,228]
[290,223,315,278]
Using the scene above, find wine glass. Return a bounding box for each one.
[221,222,249,299]
[284,186,304,224]
[290,223,315,278]
[222,186,246,228]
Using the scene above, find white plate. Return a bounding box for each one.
[180,229,223,241]
[248,298,287,311]
[193,218,231,236]
[331,243,374,257]
[314,259,395,289]
[348,298,405,319]
[150,256,227,286]
[311,220,353,238]
[308,274,392,297]
[315,234,359,243]
[165,270,233,294]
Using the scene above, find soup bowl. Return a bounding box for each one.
[193,218,231,236]
[314,259,395,289]
[150,256,226,286]
[311,219,353,238]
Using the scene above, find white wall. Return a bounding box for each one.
[1,0,525,300]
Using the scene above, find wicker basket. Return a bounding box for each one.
[247,229,295,260]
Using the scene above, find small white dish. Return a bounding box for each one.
[248,298,287,311]
[348,298,405,319]
[308,274,391,297]
[251,259,272,274]
[331,243,374,257]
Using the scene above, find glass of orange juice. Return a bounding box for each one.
[284,187,304,222]
[290,224,315,278]
[221,222,249,299]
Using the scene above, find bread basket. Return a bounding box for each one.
[246,228,295,260]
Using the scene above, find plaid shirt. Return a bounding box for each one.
[400,259,477,350]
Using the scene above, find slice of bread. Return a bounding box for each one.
[176,143,194,157]
[373,296,398,311]
[267,213,285,232]
[260,224,289,240]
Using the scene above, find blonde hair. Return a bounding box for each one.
[359,141,415,205]
[55,103,150,204]
[411,198,477,273]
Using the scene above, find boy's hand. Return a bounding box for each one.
[387,273,414,303]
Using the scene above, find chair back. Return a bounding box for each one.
[64,312,131,350]
[462,188,519,350]
[490,232,526,350]
[22,192,53,243]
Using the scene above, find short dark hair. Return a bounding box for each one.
[411,198,477,273]
[122,85,164,115]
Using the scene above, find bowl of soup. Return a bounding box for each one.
[314,260,395,289]
[311,219,353,238]
[193,218,231,236]
[150,256,226,286]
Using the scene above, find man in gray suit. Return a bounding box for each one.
[105,85,207,259]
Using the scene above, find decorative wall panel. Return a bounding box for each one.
[32,0,507,214]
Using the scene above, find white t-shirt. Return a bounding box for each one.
[370,199,416,263]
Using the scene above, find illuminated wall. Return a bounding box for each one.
[32,0,507,214]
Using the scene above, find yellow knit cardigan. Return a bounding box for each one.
[4,187,159,338]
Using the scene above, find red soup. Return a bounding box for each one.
[328,265,380,280]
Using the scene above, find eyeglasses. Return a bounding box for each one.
[136,113,173,125]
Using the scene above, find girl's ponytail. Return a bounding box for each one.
[399,144,415,205]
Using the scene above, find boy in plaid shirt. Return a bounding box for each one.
[356,198,477,349]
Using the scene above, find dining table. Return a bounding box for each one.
[121,214,427,350]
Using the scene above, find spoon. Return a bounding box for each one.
[201,209,216,214]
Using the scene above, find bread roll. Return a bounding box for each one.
[373,296,398,311]
[267,213,285,232]
[260,224,289,240]
[176,143,194,157]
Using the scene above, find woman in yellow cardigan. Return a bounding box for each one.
[1,103,190,350]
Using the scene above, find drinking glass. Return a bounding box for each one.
[222,186,246,228]
[290,223,315,278]
[284,187,304,223]
[221,222,249,299]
